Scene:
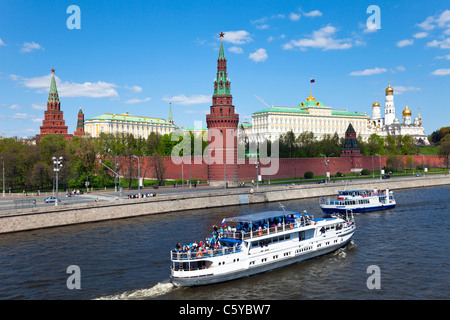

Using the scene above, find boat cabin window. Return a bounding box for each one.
[250,234,291,248]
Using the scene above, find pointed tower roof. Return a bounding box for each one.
[218,32,226,59]
[168,102,174,124]
[78,106,83,114]
[48,68,60,104]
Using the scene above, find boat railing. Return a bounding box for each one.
[222,220,314,241]
[171,245,242,261]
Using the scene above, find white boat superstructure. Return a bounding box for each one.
[320,188,396,215]
[170,210,355,287]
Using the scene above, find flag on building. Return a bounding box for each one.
[310,78,315,83]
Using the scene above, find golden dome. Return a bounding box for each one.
[306,92,316,101]
[385,82,394,95]
[372,100,380,107]
[402,104,412,116]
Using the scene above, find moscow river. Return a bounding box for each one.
[0,185,448,300]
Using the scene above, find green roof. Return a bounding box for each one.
[253,106,309,115]
[86,113,175,126]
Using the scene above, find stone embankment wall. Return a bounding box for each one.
[0,175,449,234]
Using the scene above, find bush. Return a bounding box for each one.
[304,171,314,179]
[360,169,370,176]
[335,172,343,177]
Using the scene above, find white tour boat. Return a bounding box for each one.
[170,210,355,287]
[319,188,396,216]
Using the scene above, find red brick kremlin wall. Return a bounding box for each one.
[118,155,447,182]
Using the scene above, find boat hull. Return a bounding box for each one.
[171,230,354,287]
[320,203,395,215]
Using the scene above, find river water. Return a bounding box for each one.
[0,185,448,300]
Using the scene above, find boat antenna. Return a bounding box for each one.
[279,203,287,211]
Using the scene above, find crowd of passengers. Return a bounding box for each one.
[173,211,316,253]
[173,225,236,254]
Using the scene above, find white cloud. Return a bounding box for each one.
[125,85,142,93]
[249,48,268,62]
[426,38,450,49]
[397,39,414,47]
[430,68,450,76]
[0,38,5,46]
[256,24,269,30]
[393,86,421,94]
[228,46,243,54]
[222,31,252,45]
[396,66,406,72]
[349,67,387,76]
[289,12,301,21]
[31,103,46,110]
[283,25,352,51]
[11,74,119,98]
[413,32,429,39]
[163,94,210,105]
[417,10,450,31]
[417,16,436,31]
[123,97,151,104]
[20,41,43,53]
[8,104,21,110]
[435,54,450,60]
[303,10,322,17]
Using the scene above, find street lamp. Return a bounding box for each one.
[256,159,259,189]
[375,154,382,180]
[320,153,334,183]
[1,156,4,197]
[99,159,121,197]
[132,155,140,193]
[52,156,63,206]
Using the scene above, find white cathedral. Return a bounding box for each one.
[368,82,429,145]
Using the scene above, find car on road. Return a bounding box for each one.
[382,174,390,179]
[44,196,61,203]
[317,179,326,184]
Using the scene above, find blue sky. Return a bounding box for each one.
[0,0,449,138]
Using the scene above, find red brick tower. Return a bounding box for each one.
[74,107,85,137]
[36,68,72,143]
[341,123,363,171]
[206,32,239,187]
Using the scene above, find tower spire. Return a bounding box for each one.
[168,102,174,124]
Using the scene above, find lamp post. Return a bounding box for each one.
[52,156,63,206]
[256,159,259,189]
[375,154,382,180]
[132,155,140,193]
[320,153,334,183]
[1,157,4,197]
[99,159,121,197]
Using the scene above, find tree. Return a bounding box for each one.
[150,152,166,185]
[438,139,450,168]
[367,134,385,155]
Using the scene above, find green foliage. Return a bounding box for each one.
[304,171,314,179]
[360,169,370,175]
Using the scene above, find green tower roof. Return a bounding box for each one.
[47,69,60,104]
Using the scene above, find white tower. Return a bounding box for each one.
[402,104,412,125]
[384,82,395,125]
[372,100,381,120]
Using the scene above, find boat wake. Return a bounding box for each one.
[333,241,357,258]
[95,281,175,300]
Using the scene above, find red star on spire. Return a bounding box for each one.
[219,32,225,38]
[51,68,55,74]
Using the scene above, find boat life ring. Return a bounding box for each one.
[196,251,203,259]
[290,223,293,229]
[258,230,263,236]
